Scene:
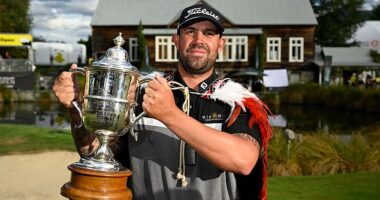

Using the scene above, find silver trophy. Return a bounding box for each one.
[70,33,150,171]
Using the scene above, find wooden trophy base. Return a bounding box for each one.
[61,164,132,200]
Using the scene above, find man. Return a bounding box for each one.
[53,3,271,200]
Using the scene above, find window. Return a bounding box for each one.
[289,37,304,62]
[218,36,248,62]
[128,37,139,62]
[155,36,177,62]
[267,37,281,62]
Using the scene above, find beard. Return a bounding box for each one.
[179,43,217,74]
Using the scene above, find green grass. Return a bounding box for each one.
[0,123,75,155]
[0,123,379,199]
[268,171,380,200]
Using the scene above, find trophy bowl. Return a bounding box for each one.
[71,33,148,171]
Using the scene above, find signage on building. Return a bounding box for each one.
[0,72,36,90]
[0,33,33,46]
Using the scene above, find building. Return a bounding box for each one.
[0,33,36,90]
[91,0,317,84]
[314,46,380,85]
[312,21,380,86]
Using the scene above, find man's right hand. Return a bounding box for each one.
[52,64,80,108]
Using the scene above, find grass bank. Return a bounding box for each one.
[0,124,75,155]
[268,171,380,200]
[0,123,379,199]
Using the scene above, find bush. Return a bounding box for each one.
[268,128,303,176]
[0,85,13,104]
[280,84,380,112]
[267,128,380,176]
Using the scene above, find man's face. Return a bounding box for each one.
[173,21,224,74]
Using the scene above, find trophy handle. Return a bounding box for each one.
[69,67,86,127]
[129,109,146,141]
[128,77,189,142]
[128,74,156,141]
[69,67,86,74]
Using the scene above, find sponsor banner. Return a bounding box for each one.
[0,72,36,90]
[0,33,33,46]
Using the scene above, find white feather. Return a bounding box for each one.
[207,80,259,120]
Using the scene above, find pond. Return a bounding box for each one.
[1,103,379,134]
[0,103,71,130]
[269,104,380,134]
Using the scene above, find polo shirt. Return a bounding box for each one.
[114,71,263,200]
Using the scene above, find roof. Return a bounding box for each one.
[322,47,380,67]
[91,0,317,26]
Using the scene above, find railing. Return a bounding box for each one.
[0,59,34,72]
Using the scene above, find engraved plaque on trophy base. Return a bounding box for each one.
[61,164,132,200]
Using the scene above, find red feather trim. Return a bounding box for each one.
[227,106,241,127]
[227,97,272,200]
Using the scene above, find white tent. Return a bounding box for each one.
[352,21,380,50]
[32,42,86,66]
[263,69,289,88]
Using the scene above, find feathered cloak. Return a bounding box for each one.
[202,79,272,200]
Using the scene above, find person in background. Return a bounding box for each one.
[4,51,12,59]
[349,72,357,87]
[52,3,272,200]
[365,74,373,88]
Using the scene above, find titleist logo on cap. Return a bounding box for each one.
[184,7,220,21]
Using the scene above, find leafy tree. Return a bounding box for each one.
[78,35,93,64]
[369,3,380,20]
[0,0,31,33]
[310,0,365,46]
[137,21,147,69]
[257,31,266,72]
[33,35,47,42]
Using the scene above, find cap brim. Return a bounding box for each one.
[177,17,224,34]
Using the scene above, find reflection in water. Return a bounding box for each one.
[1,103,379,134]
[35,111,70,130]
[271,104,380,134]
[0,102,71,130]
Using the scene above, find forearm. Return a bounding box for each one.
[163,108,259,175]
[67,107,99,157]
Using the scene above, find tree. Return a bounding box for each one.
[0,0,31,33]
[78,35,93,64]
[136,21,147,69]
[369,4,380,20]
[33,35,47,42]
[310,0,365,46]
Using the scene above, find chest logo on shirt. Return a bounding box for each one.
[200,82,208,90]
[201,112,225,122]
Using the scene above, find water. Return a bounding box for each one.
[269,104,380,134]
[1,103,379,134]
[0,102,71,130]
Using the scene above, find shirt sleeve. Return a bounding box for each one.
[222,110,262,146]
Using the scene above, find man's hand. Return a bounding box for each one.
[52,64,81,108]
[142,74,178,123]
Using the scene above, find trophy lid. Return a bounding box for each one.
[92,32,138,72]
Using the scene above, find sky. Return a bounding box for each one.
[28,0,380,44]
[364,0,380,9]
[29,0,99,44]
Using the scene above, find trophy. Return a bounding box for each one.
[61,33,149,200]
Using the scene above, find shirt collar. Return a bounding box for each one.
[173,71,218,93]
